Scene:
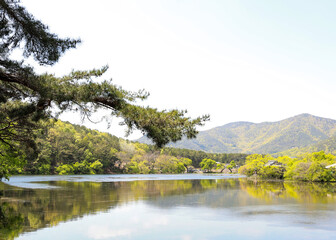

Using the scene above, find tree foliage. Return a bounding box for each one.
[239,152,336,182]
[0,120,248,177]
[3,120,198,175]
[24,120,121,174]
[200,158,217,173]
[0,0,209,178]
[283,152,336,182]
[226,160,236,173]
[238,154,286,179]
[238,154,274,177]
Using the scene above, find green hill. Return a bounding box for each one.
[138,114,336,154]
[277,135,336,157]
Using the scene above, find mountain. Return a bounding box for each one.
[137,114,336,154]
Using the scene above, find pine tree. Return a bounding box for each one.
[0,0,209,178]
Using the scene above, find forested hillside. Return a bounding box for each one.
[277,135,336,157]
[6,120,247,176]
[139,114,336,154]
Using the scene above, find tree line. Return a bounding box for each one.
[2,120,248,177]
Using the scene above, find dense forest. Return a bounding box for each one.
[3,120,248,177]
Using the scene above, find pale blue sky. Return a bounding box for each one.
[20,0,336,138]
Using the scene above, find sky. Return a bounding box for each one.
[18,0,336,139]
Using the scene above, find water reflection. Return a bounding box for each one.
[1,177,336,239]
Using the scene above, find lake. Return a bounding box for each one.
[1,174,336,240]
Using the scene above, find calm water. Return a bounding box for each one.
[1,174,336,240]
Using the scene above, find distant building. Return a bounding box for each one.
[264,161,284,167]
[326,163,336,169]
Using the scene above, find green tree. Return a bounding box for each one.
[284,151,336,182]
[179,157,193,170]
[90,160,103,174]
[227,160,236,173]
[56,164,74,175]
[0,142,26,179]
[200,158,217,173]
[216,163,225,173]
[238,154,273,177]
[0,1,209,179]
[126,161,140,174]
[258,166,285,179]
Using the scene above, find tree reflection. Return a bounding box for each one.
[239,179,336,204]
[0,202,24,240]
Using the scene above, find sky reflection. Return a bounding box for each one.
[16,202,336,240]
[1,176,336,240]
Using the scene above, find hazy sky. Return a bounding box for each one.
[19,0,336,139]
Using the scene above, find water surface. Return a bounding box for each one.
[1,174,336,240]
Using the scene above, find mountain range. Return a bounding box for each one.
[137,114,336,154]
